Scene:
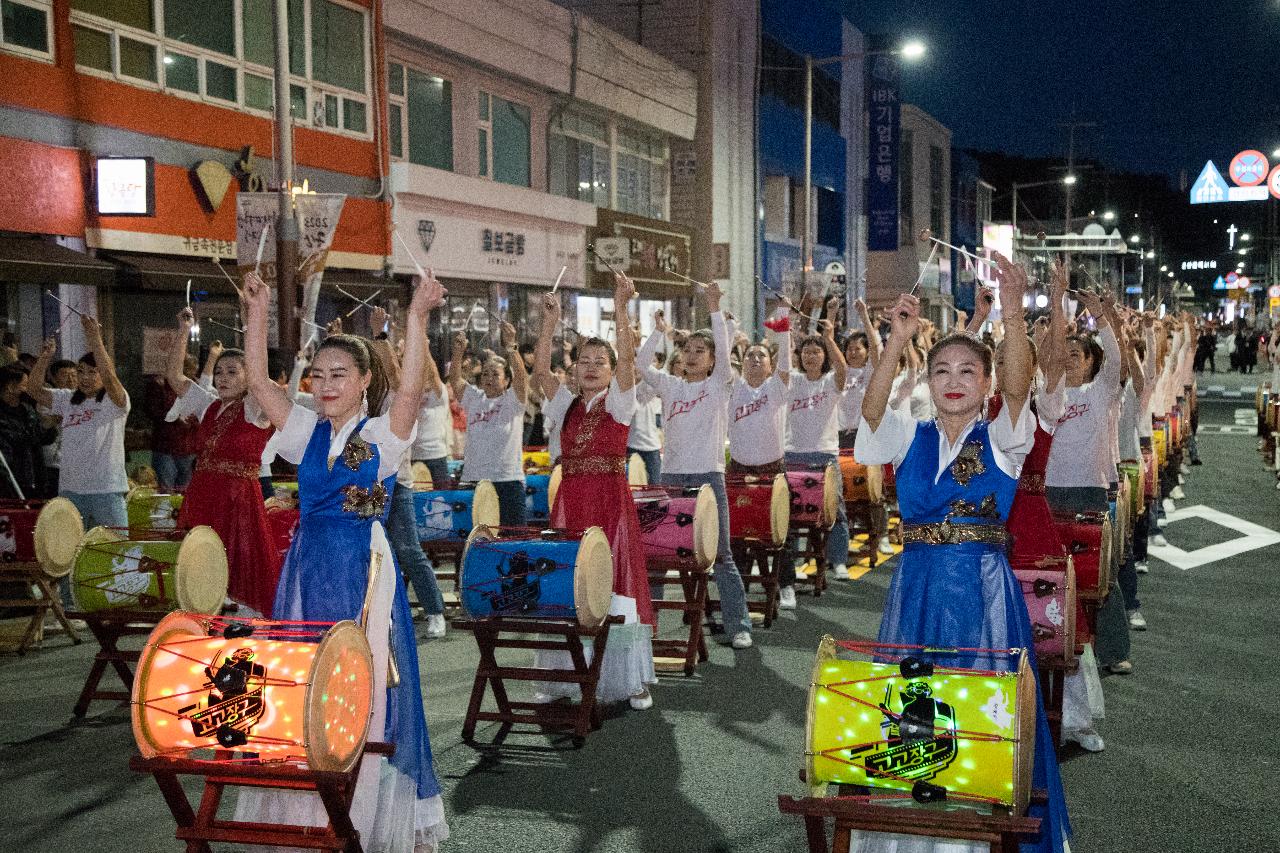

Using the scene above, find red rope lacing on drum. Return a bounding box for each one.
[459,536,578,616]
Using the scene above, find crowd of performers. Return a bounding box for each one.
[8,244,1207,852]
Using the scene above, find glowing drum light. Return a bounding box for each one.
[132,612,374,771]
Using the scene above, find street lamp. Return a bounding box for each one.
[1103,210,1116,221]
[1129,234,1140,244]
[1145,250,1155,259]
[801,38,926,281]
[1011,175,1077,235]
[1160,264,1168,272]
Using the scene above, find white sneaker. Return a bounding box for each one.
[628,690,654,711]
[1135,561,1149,574]
[1170,486,1186,499]
[1064,727,1106,752]
[531,691,556,704]
[425,614,447,638]
[1151,534,1169,547]
[877,536,894,555]
[779,586,797,610]
[1128,610,1147,630]
[731,631,753,649]
[1162,498,1176,513]
[1108,660,1134,675]
[833,563,849,579]
[43,616,87,633]
[1180,464,1190,475]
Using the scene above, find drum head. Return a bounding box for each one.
[174,525,229,615]
[804,635,839,797]
[34,496,83,579]
[71,526,125,611]
[1099,514,1114,588]
[472,480,501,529]
[411,461,433,492]
[691,484,719,569]
[573,526,615,627]
[769,474,790,547]
[627,453,648,486]
[1062,558,1077,664]
[306,619,375,772]
[132,611,210,759]
[547,465,563,514]
[459,524,496,620]
[1011,651,1037,815]
[864,461,884,503]
[821,464,840,527]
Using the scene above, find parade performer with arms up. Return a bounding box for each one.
[853,256,1070,853]
[237,270,449,851]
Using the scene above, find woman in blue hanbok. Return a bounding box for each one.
[852,256,1070,853]
[235,270,449,851]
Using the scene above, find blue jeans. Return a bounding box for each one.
[662,471,751,635]
[413,456,451,488]
[60,491,127,606]
[784,451,850,569]
[493,479,527,527]
[386,482,444,616]
[153,453,195,492]
[627,447,661,485]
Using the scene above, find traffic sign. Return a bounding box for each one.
[1269,164,1280,200]
[1212,276,1227,291]
[1190,160,1228,203]
[1269,285,1280,299]
[1229,150,1269,187]
[1226,271,1239,284]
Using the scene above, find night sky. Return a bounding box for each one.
[846,0,1280,185]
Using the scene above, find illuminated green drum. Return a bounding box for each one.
[69,525,227,614]
[126,486,185,531]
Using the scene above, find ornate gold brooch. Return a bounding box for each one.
[947,494,999,520]
[341,434,375,472]
[949,441,986,486]
[340,483,388,519]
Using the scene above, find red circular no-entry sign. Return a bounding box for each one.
[1229,150,1269,187]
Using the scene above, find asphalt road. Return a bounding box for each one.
[2,397,1277,852]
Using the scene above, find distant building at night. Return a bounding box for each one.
[951,149,994,314]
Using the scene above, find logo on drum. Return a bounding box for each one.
[178,648,267,749]
[485,550,556,614]
[863,680,958,781]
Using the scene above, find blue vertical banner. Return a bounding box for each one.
[866,51,900,251]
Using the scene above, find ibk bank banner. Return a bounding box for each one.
[866,52,901,252]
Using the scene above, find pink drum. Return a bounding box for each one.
[631,485,718,569]
[1010,556,1076,666]
[784,465,839,529]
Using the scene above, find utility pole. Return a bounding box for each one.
[801,53,813,289]
[1059,118,1096,292]
[273,0,299,352]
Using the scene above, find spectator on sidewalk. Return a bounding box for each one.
[0,364,56,498]
[143,350,201,493]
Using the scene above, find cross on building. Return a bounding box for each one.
[1227,223,1238,249]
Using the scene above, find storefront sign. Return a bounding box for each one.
[96,157,154,216]
[587,209,693,291]
[1181,260,1217,271]
[866,49,901,252]
[236,193,279,346]
[393,204,585,289]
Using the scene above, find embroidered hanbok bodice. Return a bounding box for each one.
[896,420,1018,526]
[297,418,393,530]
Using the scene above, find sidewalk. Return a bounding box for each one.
[1194,339,1271,399]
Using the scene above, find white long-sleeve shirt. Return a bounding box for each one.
[1045,326,1122,489]
[728,331,791,466]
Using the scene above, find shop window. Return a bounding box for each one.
[550,109,669,219]
[343,98,366,134]
[388,102,403,159]
[479,91,530,187]
[244,72,273,112]
[2,0,52,57]
[205,59,237,102]
[165,0,234,56]
[311,0,365,93]
[549,130,608,207]
[72,23,112,72]
[118,34,156,81]
[401,67,452,170]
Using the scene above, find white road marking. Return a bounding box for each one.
[1148,504,1280,570]
[1199,425,1257,435]
[1234,408,1254,425]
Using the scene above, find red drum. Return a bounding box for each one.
[0,499,42,564]
[1010,556,1076,666]
[264,506,300,566]
[784,465,839,528]
[726,474,790,547]
[631,485,718,569]
[1051,511,1112,600]
[837,450,882,504]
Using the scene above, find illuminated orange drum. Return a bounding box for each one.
[837,449,883,504]
[131,612,374,771]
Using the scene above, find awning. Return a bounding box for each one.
[0,235,117,288]
[105,252,239,294]
[326,267,401,295]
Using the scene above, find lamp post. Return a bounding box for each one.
[800,39,925,296]
[1010,174,1076,237]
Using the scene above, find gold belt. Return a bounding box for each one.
[902,521,1009,546]
[561,456,627,476]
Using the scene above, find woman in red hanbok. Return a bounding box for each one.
[166,309,281,616]
[532,272,656,710]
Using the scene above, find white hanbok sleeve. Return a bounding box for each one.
[605,376,637,426]
[359,414,417,482]
[542,385,575,430]
[165,382,216,423]
[274,404,320,465]
[988,392,1035,477]
[1034,376,1066,434]
[854,407,917,467]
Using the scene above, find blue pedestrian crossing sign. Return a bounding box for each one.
[1212,275,1227,291]
[1190,161,1228,204]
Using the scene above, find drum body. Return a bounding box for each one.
[785,464,839,528]
[726,475,790,547]
[1152,419,1168,470]
[1010,557,1076,665]
[413,481,499,543]
[126,486,185,531]
[837,450,882,504]
[1140,447,1156,501]
[0,500,42,564]
[1118,463,1142,521]
[132,612,373,772]
[1052,512,1111,599]
[632,485,718,568]
[522,449,551,472]
[524,473,552,520]
[458,526,613,625]
[805,637,1035,812]
[70,526,228,614]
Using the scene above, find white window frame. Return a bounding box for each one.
[386,60,406,161]
[477,90,492,179]
[0,0,55,62]
[68,0,372,140]
[550,108,670,221]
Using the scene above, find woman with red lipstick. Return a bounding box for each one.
[533,272,655,710]
[163,308,280,616]
[853,256,1070,853]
